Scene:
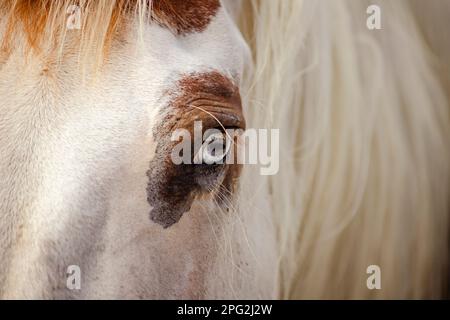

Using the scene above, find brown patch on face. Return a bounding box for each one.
[151,0,221,35]
[146,71,245,228]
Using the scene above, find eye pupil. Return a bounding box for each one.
[195,132,231,164]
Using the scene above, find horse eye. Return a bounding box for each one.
[194,132,231,165]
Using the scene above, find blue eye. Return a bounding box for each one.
[194,132,231,165]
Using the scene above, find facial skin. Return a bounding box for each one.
[0,1,277,299]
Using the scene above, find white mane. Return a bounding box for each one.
[241,0,450,298]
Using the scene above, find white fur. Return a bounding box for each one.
[0,4,277,299]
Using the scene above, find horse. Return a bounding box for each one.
[0,0,449,299]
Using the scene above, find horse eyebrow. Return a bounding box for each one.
[151,0,221,35]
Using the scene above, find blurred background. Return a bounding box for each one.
[236,0,450,299]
